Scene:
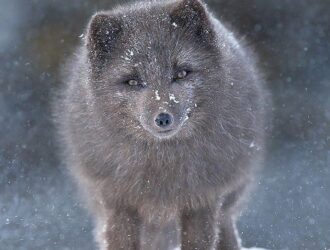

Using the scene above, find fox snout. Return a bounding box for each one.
[154,112,173,129]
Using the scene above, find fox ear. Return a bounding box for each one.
[170,0,214,42]
[87,13,122,66]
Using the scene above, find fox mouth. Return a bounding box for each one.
[158,129,173,134]
[155,128,178,139]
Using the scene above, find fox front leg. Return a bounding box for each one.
[216,216,241,250]
[98,208,140,250]
[180,207,217,250]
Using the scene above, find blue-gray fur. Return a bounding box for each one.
[54,0,267,249]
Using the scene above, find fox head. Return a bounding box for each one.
[83,0,260,143]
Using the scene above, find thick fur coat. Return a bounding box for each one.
[55,0,267,249]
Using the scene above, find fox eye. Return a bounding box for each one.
[127,79,139,86]
[175,70,189,80]
[125,79,146,88]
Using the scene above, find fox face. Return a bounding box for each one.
[85,0,225,141]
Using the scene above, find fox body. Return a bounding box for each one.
[56,0,266,249]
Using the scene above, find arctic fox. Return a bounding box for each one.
[55,0,266,249]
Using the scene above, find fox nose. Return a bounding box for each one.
[155,113,173,128]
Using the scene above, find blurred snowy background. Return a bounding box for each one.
[0,0,329,249]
